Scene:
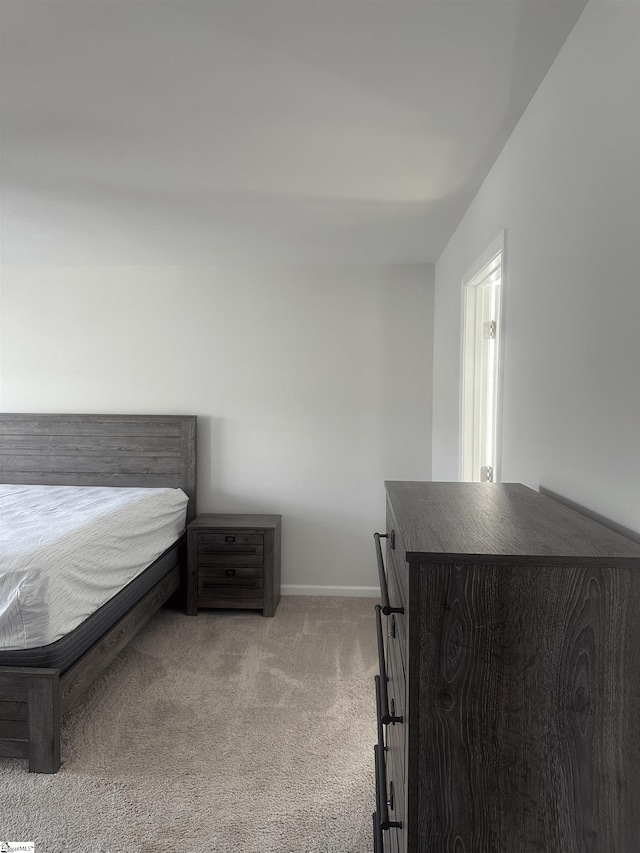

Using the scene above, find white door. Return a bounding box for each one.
[461,235,504,482]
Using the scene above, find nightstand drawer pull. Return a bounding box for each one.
[225,536,236,543]
[225,568,236,578]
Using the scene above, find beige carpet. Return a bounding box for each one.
[0,596,378,853]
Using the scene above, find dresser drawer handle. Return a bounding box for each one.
[375,605,403,725]
[225,569,236,578]
[225,535,236,543]
[374,533,404,616]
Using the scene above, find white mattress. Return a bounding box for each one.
[0,484,189,651]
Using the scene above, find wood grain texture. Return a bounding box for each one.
[379,481,640,853]
[414,562,639,852]
[0,701,28,721]
[0,737,29,760]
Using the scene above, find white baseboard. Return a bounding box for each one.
[281,584,380,598]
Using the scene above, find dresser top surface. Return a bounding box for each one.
[385,481,640,563]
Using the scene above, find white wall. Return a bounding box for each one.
[432,0,640,534]
[0,263,434,591]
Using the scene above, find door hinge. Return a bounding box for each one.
[483,320,496,340]
[480,465,493,482]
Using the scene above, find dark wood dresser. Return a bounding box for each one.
[186,514,281,617]
[373,481,640,853]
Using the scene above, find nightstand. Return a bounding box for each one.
[186,514,281,617]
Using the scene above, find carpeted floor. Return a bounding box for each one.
[0,596,378,853]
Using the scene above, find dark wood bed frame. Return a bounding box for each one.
[0,413,197,773]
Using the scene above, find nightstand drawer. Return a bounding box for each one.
[198,583,265,607]
[199,577,264,595]
[197,533,264,550]
[198,566,263,586]
[197,551,263,567]
[197,534,264,567]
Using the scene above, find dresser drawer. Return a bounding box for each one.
[385,517,408,610]
[386,623,406,794]
[373,766,402,853]
[375,531,404,616]
[386,630,405,722]
[386,552,403,611]
[375,678,403,852]
[386,609,407,678]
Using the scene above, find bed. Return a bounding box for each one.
[0,413,197,772]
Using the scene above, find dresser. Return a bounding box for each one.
[186,514,281,617]
[372,481,640,853]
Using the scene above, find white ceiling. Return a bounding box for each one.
[0,0,588,266]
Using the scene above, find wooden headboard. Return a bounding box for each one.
[0,413,197,522]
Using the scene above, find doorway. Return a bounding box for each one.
[460,233,504,482]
